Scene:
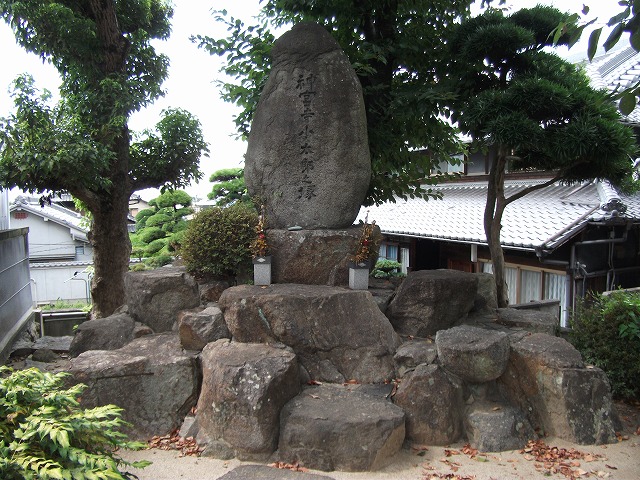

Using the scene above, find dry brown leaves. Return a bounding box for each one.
[147,429,203,457]
[520,439,606,479]
[269,461,309,472]
[423,473,476,480]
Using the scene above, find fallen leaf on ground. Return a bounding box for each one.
[444,449,460,457]
[461,444,478,458]
[269,461,309,472]
[423,474,476,480]
[519,440,603,479]
[147,430,203,456]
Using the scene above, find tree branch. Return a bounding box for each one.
[503,174,562,207]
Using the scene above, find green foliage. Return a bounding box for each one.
[40,301,91,313]
[144,255,173,269]
[195,0,475,205]
[570,291,640,400]
[130,190,193,263]
[135,208,155,229]
[371,259,404,279]
[181,204,258,280]
[0,1,207,317]
[449,6,638,183]
[447,6,638,307]
[551,1,640,115]
[0,367,150,480]
[138,227,165,244]
[144,238,166,256]
[208,168,251,206]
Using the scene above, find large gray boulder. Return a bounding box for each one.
[278,384,405,472]
[124,267,200,332]
[393,363,464,445]
[393,338,438,378]
[218,466,334,480]
[436,325,510,383]
[473,272,498,315]
[464,401,535,452]
[218,284,400,383]
[244,22,371,229]
[195,340,301,461]
[386,270,478,336]
[497,307,558,335]
[178,305,230,351]
[266,227,379,286]
[499,333,619,444]
[67,333,199,440]
[68,312,147,357]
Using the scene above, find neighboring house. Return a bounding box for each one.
[129,194,151,219]
[365,176,640,326]
[365,47,640,327]
[127,194,150,232]
[9,196,93,305]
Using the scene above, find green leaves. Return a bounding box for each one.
[0,367,148,480]
[181,204,258,279]
[198,1,474,205]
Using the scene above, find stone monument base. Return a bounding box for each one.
[266,227,379,286]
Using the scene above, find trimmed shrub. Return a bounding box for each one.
[144,255,173,269]
[0,367,149,480]
[144,238,167,256]
[145,212,172,228]
[570,291,640,400]
[138,226,166,244]
[181,204,258,280]
[371,259,404,279]
[135,208,155,229]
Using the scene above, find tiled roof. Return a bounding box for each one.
[584,46,640,124]
[10,196,90,243]
[362,179,640,253]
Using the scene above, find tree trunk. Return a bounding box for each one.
[89,185,131,318]
[484,148,509,308]
[83,129,132,319]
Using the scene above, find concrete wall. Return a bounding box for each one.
[0,228,33,362]
[0,189,8,230]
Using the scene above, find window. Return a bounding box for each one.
[13,211,28,219]
[378,243,399,262]
[75,245,85,257]
[481,261,567,323]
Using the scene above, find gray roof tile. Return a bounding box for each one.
[362,180,640,252]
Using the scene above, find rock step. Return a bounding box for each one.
[278,384,405,472]
[464,400,535,452]
[217,465,335,479]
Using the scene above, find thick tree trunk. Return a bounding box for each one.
[80,128,132,319]
[90,185,132,318]
[484,148,509,308]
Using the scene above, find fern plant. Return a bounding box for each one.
[0,367,150,480]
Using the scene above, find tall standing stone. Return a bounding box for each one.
[245,22,371,229]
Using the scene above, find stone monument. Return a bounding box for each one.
[245,22,371,230]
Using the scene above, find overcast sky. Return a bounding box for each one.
[0,0,625,201]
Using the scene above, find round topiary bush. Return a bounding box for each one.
[181,204,258,280]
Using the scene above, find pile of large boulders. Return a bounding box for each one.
[60,20,619,473]
[63,266,620,472]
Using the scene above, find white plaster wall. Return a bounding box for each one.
[30,265,92,304]
[11,214,76,258]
